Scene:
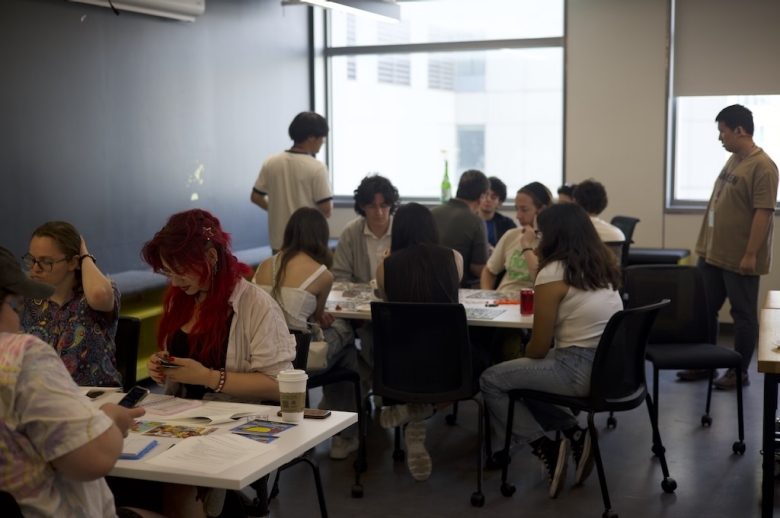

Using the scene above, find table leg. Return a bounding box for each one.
[247,474,270,518]
[762,374,778,518]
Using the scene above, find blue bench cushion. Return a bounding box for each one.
[111,270,167,297]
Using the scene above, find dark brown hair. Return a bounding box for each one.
[275,208,332,299]
[536,203,621,291]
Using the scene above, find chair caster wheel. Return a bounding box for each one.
[470,492,485,507]
[602,510,619,518]
[392,449,405,462]
[701,415,713,427]
[351,484,363,498]
[651,444,666,457]
[606,416,617,429]
[732,441,746,455]
[445,414,457,426]
[661,477,677,493]
[500,483,516,497]
[353,458,368,472]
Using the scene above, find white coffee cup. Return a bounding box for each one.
[277,369,308,422]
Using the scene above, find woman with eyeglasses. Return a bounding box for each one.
[20,221,122,387]
[480,202,623,499]
[143,209,295,518]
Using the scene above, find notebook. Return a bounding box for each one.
[141,394,204,416]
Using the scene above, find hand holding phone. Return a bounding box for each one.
[155,352,182,369]
[118,386,151,408]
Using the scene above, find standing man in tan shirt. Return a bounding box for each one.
[679,104,778,389]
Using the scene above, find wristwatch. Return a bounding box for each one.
[79,254,97,266]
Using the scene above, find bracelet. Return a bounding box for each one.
[79,254,97,266]
[214,368,226,393]
[205,369,213,389]
[521,248,534,254]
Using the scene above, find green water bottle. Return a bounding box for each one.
[441,159,452,203]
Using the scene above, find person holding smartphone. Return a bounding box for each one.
[0,247,163,518]
[142,209,295,517]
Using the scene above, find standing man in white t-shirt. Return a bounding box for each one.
[251,112,334,252]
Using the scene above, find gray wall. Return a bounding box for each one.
[0,0,310,273]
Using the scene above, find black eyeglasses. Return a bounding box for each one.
[22,254,71,273]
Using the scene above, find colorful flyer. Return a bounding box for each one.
[229,420,296,437]
[130,420,168,433]
[142,424,218,439]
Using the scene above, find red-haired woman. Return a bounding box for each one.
[143,209,295,518]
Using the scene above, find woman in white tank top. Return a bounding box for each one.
[253,208,360,460]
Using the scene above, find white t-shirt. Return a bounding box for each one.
[485,228,534,294]
[535,261,623,349]
[254,151,333,250]
[363,217,392,281]
[590,217,625,243]
[0,333,117,518]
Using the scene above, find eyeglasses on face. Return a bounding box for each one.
[22,254,71,273]
[156,267,190,279]
[3,299,23,316]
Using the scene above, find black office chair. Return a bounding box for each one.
[115,316,141,392]
[248,330,330,518]
[498,300,675,518]
[610,216,640,269]
[270,330,366,499]
[363,302,486,507]
[0,491,23,518]
[620,265,745,455]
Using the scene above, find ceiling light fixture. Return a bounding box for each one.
[281,0,400,24]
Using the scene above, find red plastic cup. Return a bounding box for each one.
[520,289,534,315]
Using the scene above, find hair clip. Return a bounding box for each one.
[203,227,214,237]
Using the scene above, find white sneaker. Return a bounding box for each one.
[404,420,432,481]
[330,436,360,460]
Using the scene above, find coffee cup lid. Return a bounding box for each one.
[278,369,308,381]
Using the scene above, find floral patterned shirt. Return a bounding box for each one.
[21,280,122,387]
[0,332,117,517]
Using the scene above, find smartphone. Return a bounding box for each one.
[118,386,151,408]
[156,353,182,369]
[277,409,331,419]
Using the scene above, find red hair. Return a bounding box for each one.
[141,209,252,367]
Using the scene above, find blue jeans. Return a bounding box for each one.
[480,346,596,446]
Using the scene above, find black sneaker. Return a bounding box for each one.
[570,427,595,485]
[532,437,570,498]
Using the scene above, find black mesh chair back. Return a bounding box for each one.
[604,241,626,267]
[588,300,670,412]
[371,302,473,403]
[290,329,311,370]
[623,265,711,344]
[115,316,141,392]
[370,301,486,506]
[610,216,640,244]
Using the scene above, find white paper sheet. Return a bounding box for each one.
[163,402,273,424]
[145,434,275,474]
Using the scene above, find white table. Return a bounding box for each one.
[97,394,357,490]
[325,287,533,329]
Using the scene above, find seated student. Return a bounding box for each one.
[375,202,466,482]
[557,182,577,203]
[20,221,122,387]
[481,182,553,293]
[573,179,625,242]
[144,209,295,518]
[253,208,359,460]
[479,176,517,249]
[332,174,399,284]
[480,203,623,499]
[431,169,490,288]
[0,247,162,518]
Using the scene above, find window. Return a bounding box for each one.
[325,0,564,199]
[673,95,780,203]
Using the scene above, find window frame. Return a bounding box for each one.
[320,12,566,205]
